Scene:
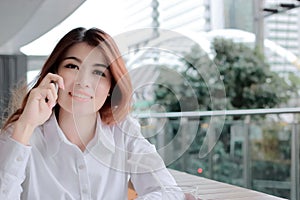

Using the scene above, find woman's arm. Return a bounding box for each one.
[0,130,31,199]
[0,73,63,198]
[124,117,184,199]
[11,73,63,145]
[131,168,185,200]
[128,144,184,199]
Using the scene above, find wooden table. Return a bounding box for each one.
[169,169,287,200]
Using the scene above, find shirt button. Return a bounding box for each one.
[78,164,85,170]
[16,156,23,162]
[82,189,88,194]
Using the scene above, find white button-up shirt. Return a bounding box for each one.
[0,113,183,200]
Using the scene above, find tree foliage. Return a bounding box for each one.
[212,38,290,109]
[154,38,293,112]
[155,38,296,199]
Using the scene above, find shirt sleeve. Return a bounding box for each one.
[0,130,31,199]
[124,117,184,199]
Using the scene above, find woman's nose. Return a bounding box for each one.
[75,70,91,88]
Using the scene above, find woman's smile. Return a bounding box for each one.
[69,91,93,102]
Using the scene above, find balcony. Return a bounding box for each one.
[132,107,300,199]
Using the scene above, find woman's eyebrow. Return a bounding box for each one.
[62,56,81,62]
[62,56,108,68]
[93,63,108,68]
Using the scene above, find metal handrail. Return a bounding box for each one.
[133,107,300,118]
[133,107,300,200]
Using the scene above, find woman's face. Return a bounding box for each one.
[57,42,112,116]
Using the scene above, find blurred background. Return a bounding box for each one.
[0,0,300,199]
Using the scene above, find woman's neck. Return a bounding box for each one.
[58,110,97,152]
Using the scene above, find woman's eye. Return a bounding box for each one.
[93,70,106,77]
[65,64,79,70]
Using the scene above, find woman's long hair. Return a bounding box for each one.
[2,27,132,129]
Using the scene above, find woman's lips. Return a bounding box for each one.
[69,91,93,101]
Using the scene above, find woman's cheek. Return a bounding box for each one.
[96,83,110,97]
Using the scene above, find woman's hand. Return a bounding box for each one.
[12,73,64,145]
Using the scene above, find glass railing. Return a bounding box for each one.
[133,107,300,200]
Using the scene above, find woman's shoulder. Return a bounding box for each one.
[118,115,140,127]
[114,115,142,137]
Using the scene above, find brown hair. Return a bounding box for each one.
[3,27,132,128]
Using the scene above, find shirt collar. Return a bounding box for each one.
[43,113,116,157]
[88,114,116,153]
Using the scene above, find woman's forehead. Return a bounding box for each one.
[63,42,108,65]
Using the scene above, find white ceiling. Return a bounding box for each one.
[0,0,85,54]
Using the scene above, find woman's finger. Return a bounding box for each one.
[49,82,58,100]
[42,83,58,107]
[39,73,64,90]
[44,88,56,108]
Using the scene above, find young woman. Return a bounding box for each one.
[0,27,183,199]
